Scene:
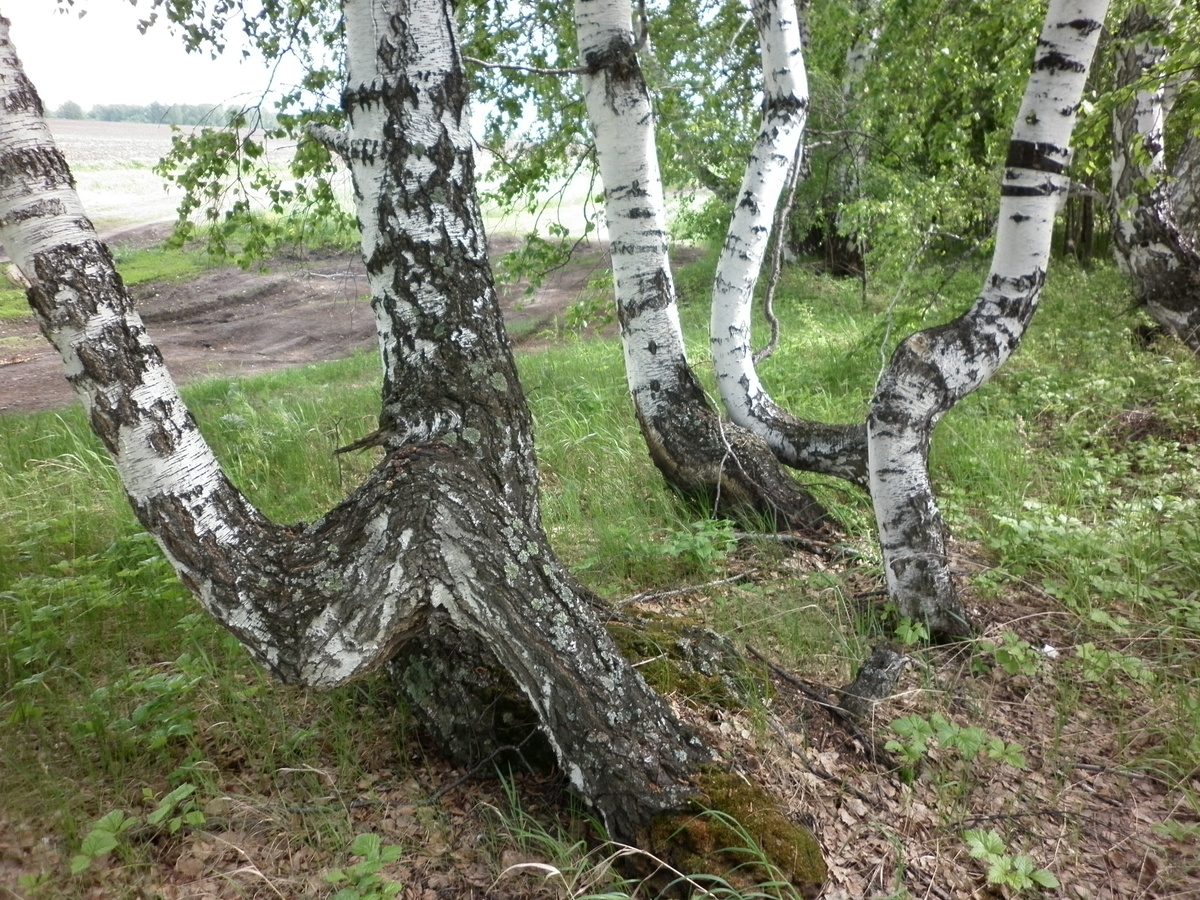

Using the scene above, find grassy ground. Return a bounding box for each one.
[1,246,1198,898]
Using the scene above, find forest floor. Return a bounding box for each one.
[1,228,1197,899]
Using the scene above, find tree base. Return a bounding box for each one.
[388,616,557,773]
[643,769,827,898]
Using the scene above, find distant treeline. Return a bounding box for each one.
[52,100,278,130]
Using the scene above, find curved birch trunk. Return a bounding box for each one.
[1109,2,1200,352]
[1169,131,1200,236]
[709,0,868,488]
[0,4,713,840]
[573,0,829,531]
[866,0,1108,638]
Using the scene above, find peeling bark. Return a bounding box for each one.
[1108,2,1200,352]
[0,4,721,841]
[867,0,1109,639]
[573,0,829,532]
[708,0,868,488]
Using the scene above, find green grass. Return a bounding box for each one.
[0,244,212,322]
[109,243,211,286]
[0,267,29,319]
[2,244,1199,894]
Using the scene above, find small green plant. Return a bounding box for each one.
[979,631,1042,677]
[660,519,736,568]
[962,828,1059,892]
[886,714,936,768]
[144,782,206,835]
[894,617,930,647]
[70,784,208,875]
[1074,642,1155,694]
[886,713,1027,778]
[70,809,138,874]
[324,833,405,900]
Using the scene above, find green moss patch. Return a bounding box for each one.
[646,769,827,898]
[606,611,770,709]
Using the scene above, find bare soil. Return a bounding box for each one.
[0,225,615,414]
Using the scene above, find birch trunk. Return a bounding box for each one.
[709,0,868,488]
[827,0,880,275]
[1169,131,1200,236]
[867,0,1109,638]
[1109,2,1200,352]
[0,3,715,841]
[573,0,829,531]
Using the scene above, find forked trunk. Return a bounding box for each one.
[574,0,829,532]
[867,0,1108,638]
[0,3,714,841]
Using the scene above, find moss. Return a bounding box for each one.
[645,769,827,899]
[605,611,770,710]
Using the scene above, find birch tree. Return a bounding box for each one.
[572,0,830,531]
[706,0,1108,637]
[867,0,1108,636]
[1108,1,1200,352]
[708,0,869,488]
[0,1,812,853]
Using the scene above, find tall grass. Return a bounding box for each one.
[2,246,1199,894]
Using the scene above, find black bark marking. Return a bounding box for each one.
[585,34,642,84]
[1061,18,1102,37]
[0,146,75,192]
[1035,50,1086,75]
[1005,139,1067,174]
[1000,182,1059,197]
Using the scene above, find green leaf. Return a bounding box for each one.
[350,832,382,858]
[78,830,119,860]
[69,854,94,875]
[987,857,1017,886]
[93,809,135,835]
[963,828,1005,860]
[147,783,196,826]
[1030,868,1061,888]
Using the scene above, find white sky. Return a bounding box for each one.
[5,2,291,111]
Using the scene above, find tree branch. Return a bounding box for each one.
[462,56,586,77]
[306,122,349,164]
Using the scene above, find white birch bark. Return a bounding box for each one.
[867,0,1109,637]
[573,0,828,530]
[709,0,868,486]
[0,4,725,839]
[1109,1,1200,351]
[1110,3,1171,267]
[0,13,277,652]
[574,0,689,424]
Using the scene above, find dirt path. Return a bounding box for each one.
[0,226,615,414]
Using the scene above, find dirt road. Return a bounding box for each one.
[0,226,612,414]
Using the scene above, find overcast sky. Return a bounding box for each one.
[6,2,292,111]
